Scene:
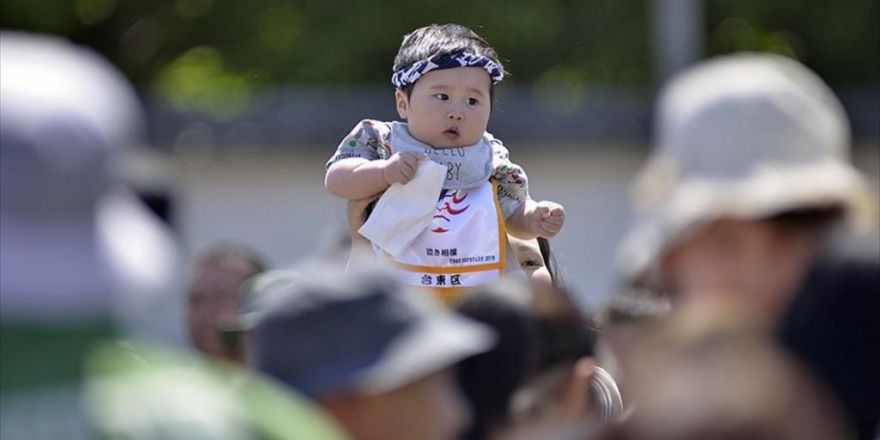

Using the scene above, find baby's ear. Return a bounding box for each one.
[394,89,409,120]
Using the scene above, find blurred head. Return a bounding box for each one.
[215,269,305,365]
[455,281,620,439]
[0,32,142,321]
[455,282,535,439]
[508,282,614,429]
[595,290,670,402]
[0,32,180,342]
[618,53,875,324]
[186,244,265,361]
[392,23,505,148]
[252,267,494,440]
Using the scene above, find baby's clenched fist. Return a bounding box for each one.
[532,201,565,238]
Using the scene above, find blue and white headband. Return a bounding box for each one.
[391,51,505,89]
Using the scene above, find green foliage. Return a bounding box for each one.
[155,46,256,120]
[0,0,650,87]
[705,0,880,84]
[2,0,875,118]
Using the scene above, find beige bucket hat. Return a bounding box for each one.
[618,53,876,284]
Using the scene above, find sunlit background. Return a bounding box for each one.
[3,0,877,307]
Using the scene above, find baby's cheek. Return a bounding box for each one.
[529,267,553,286]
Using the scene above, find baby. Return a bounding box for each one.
[326,23,565,302]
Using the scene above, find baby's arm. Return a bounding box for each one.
[506,199,566,240]
[490,135,565,239]
[326,153,422,200]
[325,120,423,200]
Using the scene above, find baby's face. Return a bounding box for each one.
[509,236,553,286]
[396,67,492,148]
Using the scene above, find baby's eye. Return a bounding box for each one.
[434,93,449,101]
[522,259,543,268]
[467,97,480,105]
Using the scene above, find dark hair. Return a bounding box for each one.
[778,230,880,439]
[537,237,564,288]
[455,285,535,440]
[530,283,598,370]
[392,23,506,101]
[764,205,845,234]
[455,283,597,439]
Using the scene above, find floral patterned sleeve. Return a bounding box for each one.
[489,135,530,219]
[325,119,393,169]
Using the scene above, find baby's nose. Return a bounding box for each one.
[447,111,463,121]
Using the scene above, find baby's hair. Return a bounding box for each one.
[393,23,506,100]
[537,237,564,288]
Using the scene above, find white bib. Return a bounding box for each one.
[378,180,506,302]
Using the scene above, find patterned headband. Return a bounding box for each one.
[391,51,505,89]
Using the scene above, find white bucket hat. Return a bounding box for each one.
[618,53,876,284]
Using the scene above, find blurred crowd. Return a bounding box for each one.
[1,31,878,440]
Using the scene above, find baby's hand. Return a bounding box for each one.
[531,201,565,238]
[381,152,422,186]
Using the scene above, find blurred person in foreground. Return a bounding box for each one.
[455,281,623,440]
[211,269,305,366]
[594,290,670,411]
[617,53,879,438]
[599,298,852,440]
[252,266,496,440]
[0,30,179,437]
[0,32,345,439]
[186,243,266,363]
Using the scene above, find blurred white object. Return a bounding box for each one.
[590,366,624,422]
[0,31,183,344]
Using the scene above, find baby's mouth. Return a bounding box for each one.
[442,127,460,139]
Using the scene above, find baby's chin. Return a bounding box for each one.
[430,134,482,149]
